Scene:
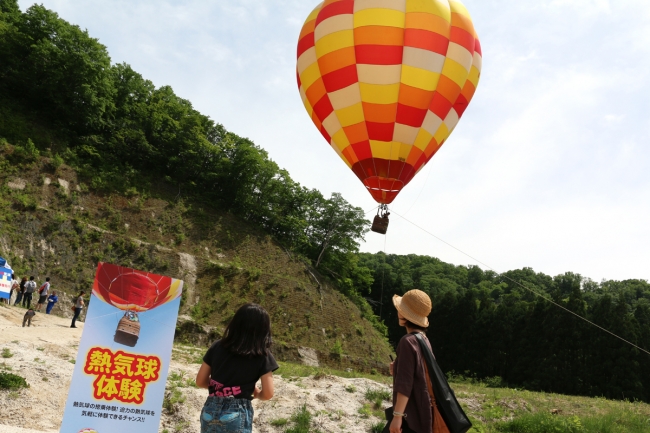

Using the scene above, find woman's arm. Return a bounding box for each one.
[195,362,211,389]
[253,371,274,401]
[389,392,409,433]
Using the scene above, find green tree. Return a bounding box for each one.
[304,192,369,268]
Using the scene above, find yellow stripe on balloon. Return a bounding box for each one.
[440,59,469,88]
[336,102,365,127]
[406,0,451,22]
[401,65,441,91]
[315,30,355,57]
[359,83,400,104]
[354,9,406,28]
[300,62,322,90]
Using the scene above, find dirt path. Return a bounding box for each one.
[0,305,391,433]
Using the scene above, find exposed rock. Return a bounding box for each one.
[178,252,197,306]
[7,178,26,190]
[57,178,69,195]
[298,346,320,367]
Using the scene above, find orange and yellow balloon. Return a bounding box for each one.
[297,0,482,204]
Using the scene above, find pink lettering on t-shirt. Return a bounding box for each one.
[223,388,232,397]
[232,386,241,396]
[209,379,225,397]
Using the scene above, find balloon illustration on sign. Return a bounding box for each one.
[93,263,182,347]
[296,0,482,233]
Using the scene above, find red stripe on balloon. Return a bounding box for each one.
[404,29,449,55]
[355,45,403,65]
[429,92,453,120]
[316,0,354,25]
[352,140,372,160]
[396,103,428,128]
[366,122,395,142]
[297,34,315,58]
[322,64,359,92]
[474,38,482,56]
[449,27,475,54]
[312,96,334,121]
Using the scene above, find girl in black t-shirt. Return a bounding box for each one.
[196,303,278,433]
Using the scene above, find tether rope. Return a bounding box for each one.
[379,231,387,320]
[391,210,650,357]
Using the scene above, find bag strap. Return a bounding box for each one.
[414,333,472,433]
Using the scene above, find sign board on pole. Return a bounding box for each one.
[0,266,11,300]
[60,262,184,433]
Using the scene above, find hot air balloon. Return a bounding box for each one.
[296,0,482,233]
[93,263,182,347]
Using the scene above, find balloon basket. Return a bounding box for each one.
[371,205,390,234]
[114,311,140,347]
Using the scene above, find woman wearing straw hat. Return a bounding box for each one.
[388,289,435,433]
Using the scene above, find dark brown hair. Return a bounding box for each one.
[221,303,272,356]
[405,319,428,332]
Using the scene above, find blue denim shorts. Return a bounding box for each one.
[200,396,253,433]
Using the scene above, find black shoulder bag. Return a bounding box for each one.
[414,333,472,433]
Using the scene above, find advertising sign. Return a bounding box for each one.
[60,263,183,433]
[0,266,11,300]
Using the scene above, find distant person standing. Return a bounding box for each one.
[14,277,26,306]
[23,308,36,327]
[46,291,58,314]
[71,291,85,328]
[23,276,37,309]
[35,277,51,311]
[9,274,19,305]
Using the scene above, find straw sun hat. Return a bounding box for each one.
[393,290,432,328]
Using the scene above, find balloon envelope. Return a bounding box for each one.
[93,263,182,313]
[297,0,482,204]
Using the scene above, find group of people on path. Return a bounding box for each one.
[5,274,59,313]
[195,289,440,433]
[2,273,85,328]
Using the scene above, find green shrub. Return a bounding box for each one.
[1,348,13,359]
[50,153,64,170]
[0,372,29,390]
[370,421,385,433]
[331,339,343,356]
[285,405,315,433]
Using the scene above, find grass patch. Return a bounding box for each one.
[0,372,29,390]
[277,361,391,385]
[284,404,322,433]
[365,388,391,408]
[492,411,650,433]
[2,348,13,358]
[270,418,289,427]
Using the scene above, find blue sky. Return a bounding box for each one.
[17,0,650,282]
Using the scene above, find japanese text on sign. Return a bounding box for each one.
[83,347,162,404]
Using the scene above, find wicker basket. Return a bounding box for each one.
[371,214,390,234]
[114,313,140,347]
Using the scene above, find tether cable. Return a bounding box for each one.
[392,210,650,357]
[379,231,387,320]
